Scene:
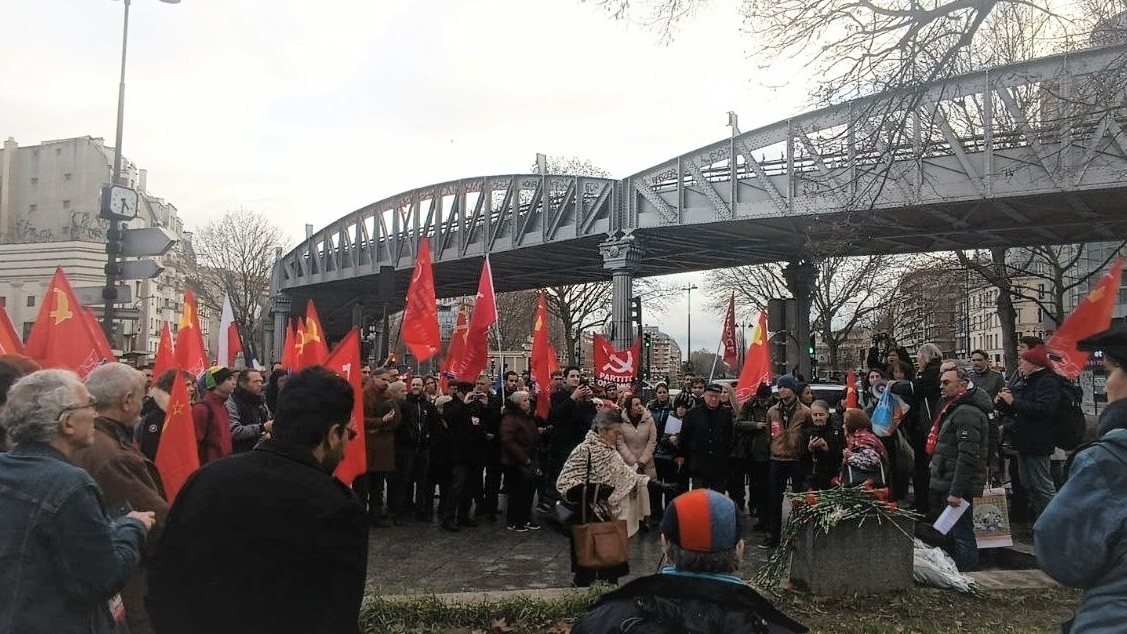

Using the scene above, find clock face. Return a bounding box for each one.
[110,186,138,218]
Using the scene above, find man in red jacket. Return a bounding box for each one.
[193,366,236,464]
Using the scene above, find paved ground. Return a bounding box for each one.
[365,510,772,595]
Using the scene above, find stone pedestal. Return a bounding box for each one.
[599,232,643,350]
[790,517,914,595]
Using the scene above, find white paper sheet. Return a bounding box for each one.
[933,501,970,535]
[664,416,682,435]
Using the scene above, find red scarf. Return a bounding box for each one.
[925,392,964,456]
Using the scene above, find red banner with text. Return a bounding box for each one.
[592,335,640,386]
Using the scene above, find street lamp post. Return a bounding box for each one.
[101,0,179,342]
[683,284,698,370]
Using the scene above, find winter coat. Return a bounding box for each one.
[549,390,597,460]
[998,367,1062,457]
[803,421,846,489]
[71,417,170,634]
[680,404,734,479]
[969,368,1006,399]
[500,409,539,467]
[442,397,487,464]
[617,408,658,478]
[892,358,942,441]
[396,394,438,449]
[647,399,674,435]
[735,398,774,461]
[363,383,401,473]
[225,387,269,454]
[928,388,991,501]
[1035,399,1127,634]
[557,430,650,517]
[137,388,171,461]
[192,390,232,465]
[146,441,368,634]
[768,399,812,462]
[571,572,808,634]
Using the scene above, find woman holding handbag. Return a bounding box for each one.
[557,411,661,587]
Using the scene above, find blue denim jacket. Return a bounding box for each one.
[0,442,146,634]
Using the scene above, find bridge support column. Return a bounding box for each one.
[783,260,817,381]
[600,232,643,352]
[269,293,292,366]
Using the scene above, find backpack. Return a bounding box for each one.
[1053,377,1087,451]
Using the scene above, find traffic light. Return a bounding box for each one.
[630,296,642,328]
[643,332,652,348]
[808,333,816,356]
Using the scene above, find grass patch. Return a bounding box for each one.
[359,584,1080,634]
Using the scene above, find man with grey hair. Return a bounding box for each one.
[0,369,156,633]
[73,362,169,634]
[571,489,807,634]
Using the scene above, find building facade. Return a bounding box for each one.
[0,136,203,361]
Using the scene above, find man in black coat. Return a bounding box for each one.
[997,344,1062,519]
[395,377,440,523]
[439,381,488,531]
[890,343,944,514]
[679,384,733,492]
[146,367,368,634]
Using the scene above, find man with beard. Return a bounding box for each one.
[147,367,367,634]
[226,369,273,453]
[395,377,440,523]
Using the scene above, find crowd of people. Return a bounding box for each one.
[1,318,1124,632]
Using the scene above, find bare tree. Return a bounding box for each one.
[529,154,613,178]
[704,263,789,318]
[189,209,289,364]
[1008,242,1127,326]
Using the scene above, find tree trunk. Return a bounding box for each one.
[991,248,1020,375]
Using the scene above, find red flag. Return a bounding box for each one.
[721,293,739,370]
[324,329,367,485]
[735,311,772,403]
[592,335,640,386]
[24,267,115,378]
[530,292,560,419]
[152,322,175,380]
[154,375,200,503]
[845,369,859,408]
[299,301,329,368]
[402,240,441,362]
[453,258,497,381]
[1047,257,1124,380]
[0,304,23,355]
[280,321,298,371]
[175,288,209,378]
[81,308,115,364]
[439,301,470,391]
[218,295,241,368]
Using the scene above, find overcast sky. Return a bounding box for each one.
[1,0,815,358]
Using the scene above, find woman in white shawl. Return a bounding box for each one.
[557,410,652,587]
[616,395,658,535]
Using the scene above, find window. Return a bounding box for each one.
[28,204,36,213]
[0,296,5,307]
[22,322,34,340]
[1038,284,1045,300]
[62,200,70,209]
[30,177,38,185]
[26,296,35,308]
[64,173,72,181]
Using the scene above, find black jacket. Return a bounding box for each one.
[999,368,1063,457]
[549,390,596,459]
[397,394,439,448]
[802,420,846,489]
[680,404,733,479]
[442,397,487,464]
[227,387,269,454]
[146,441,369,634]
[571,573,808,634]
[891,358,942,439]
[929,388,992,500]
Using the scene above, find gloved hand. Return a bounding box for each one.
[888,380,913,397]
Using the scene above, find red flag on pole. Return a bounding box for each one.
[324,329,367,485]
[175,288,209,378]
[218,295,241,368]
[453,257,497,381]
[735,311,772,403]
[81,308,115,365]
[152,322,175,380]
[24,267,115,378]
[844,369,859,408]
[299,301,329,368]
[440,301,470,391]
[721,293,739,370]
[592,335,640,387]
[530,292,560,419]
[0,304,23,355]
[402,240,441,362]
[154,375,200,503]
[1047,257,1124,380]
[280,321,298,371]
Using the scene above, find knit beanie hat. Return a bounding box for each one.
[660,489,741,553]
[1020,345,1050,368]
[777,374,799,392]
[203,366,234,391]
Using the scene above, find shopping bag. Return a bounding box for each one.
[972,487,1012,549]
[871,388,894,437]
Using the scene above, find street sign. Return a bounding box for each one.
[120,227,177,257]
[117,260,164,280]
[74,286,133,306]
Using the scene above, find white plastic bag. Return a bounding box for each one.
[912,538,978,593]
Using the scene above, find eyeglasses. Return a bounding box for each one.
[60,397,98,416]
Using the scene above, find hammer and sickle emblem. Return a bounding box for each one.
[602,351,634,375]
[50,288,74,325]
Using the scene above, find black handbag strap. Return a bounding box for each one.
[580,450,598,524]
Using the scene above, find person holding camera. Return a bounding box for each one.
[500,390,541,532]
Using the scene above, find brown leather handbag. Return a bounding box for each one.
[572,452,629,569]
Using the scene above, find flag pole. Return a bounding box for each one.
[707,339,724,382]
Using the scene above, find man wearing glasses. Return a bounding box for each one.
[148,367,367,634]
